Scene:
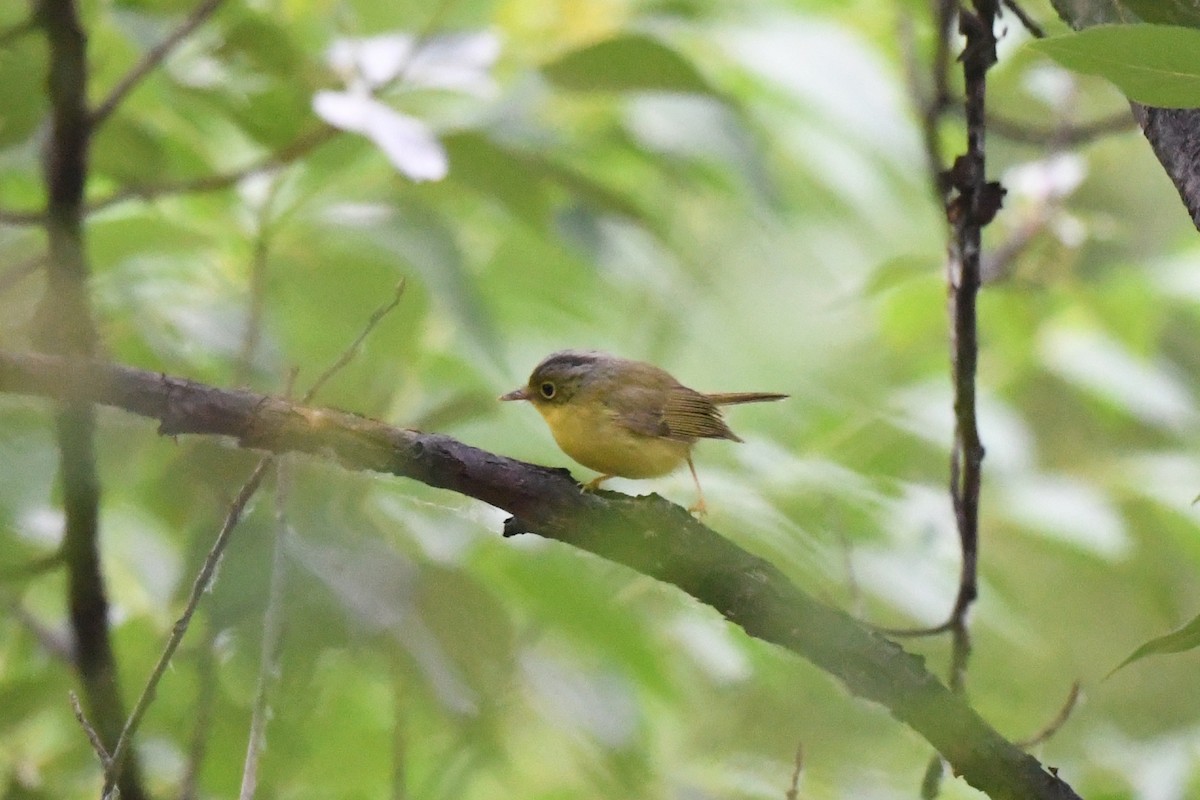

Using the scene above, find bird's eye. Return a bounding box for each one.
[539,381,556,399]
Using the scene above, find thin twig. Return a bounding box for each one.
[1001,0,1045,38]
[987,109,1135,146]
[941,0,999,694]
[70,691,112,768]
[947,616,972,692]
[1017,683,1082,749]
[873,619,955,638]
[8,599,75,662]
[890,0,1000,667]
[784,742,804,800]
[982,213,1046,284]
[0,126,338,228]
[104,457,273,797]
[0,207,44,225]
[90,0,227,127]
[0,549,64,582]
[303,279,406,403]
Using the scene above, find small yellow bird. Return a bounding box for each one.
[500,350,787,513]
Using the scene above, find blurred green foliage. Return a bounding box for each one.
[1034,24,1200,108]
[4,0,1200,798]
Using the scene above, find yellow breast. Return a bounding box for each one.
[535,401,690,479]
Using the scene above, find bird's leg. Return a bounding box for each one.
[583,474,612,492]
[686,456,707,516]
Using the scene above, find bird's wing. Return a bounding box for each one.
[611,385,740,443]
[662,387,741,441]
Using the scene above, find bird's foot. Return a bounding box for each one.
[583,475,611,492]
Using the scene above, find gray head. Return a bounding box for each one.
[499,350,617,406]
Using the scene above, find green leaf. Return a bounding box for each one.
[865,253,936,296]
[219,10,305,76]
[91,117,171,184]
[443,132,552,227]
[1110,612,1200,675]
[1118,0,1200,27]
[1031,24,1200,107]
[542,34,717,95]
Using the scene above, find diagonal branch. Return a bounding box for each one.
[985,109,1134,147]
[1001,0,1045,38]
[0,350,1081,800]
[0,125,337,228]
[102,458,272,798]
[89,0,227,128]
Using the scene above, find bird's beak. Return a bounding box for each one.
[499,387,529,402]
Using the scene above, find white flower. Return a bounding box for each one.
[314,31,500,182]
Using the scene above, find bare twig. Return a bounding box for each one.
[0,126,338,228]
[944,0,998,639]
[873,619,955,638]
[303,279,406,403]
[784,742,804,800]
[891,2,1000,679]
[104,456,273,796]
[987,109,1135,146]
[948,616,972,693]
[107,125,335,207]
[982,213,1047,284]
[90,0,227,127]
[8,599,75,662]
[0,207,43,225]
[1017,683,1082,749]
[70,691,112,767]
[0,550,64,582]
[1001,0,1045,38]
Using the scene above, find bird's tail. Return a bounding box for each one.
[705,392,789,406]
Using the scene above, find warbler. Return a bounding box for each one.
[500,350,787,513]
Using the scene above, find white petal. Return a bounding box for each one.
[327,34,416,87]
[405,31,500,94]
[362,106,448,181]
[313,90,447,181]
[312,89,373,133]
